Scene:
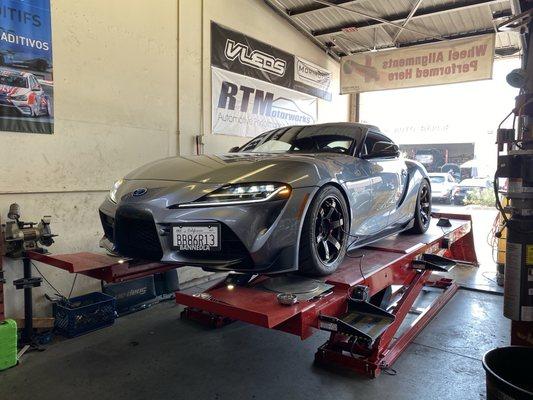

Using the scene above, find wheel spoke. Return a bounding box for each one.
[316,233,323,243]
[331,218,343,229]
[322,240,330,261]
[328,235,341,250]
[421,206,430,223]
[325,201,335,219]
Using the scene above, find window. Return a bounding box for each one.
[238,125,363,155]
[324,140,352,152]
[430,176,445,184]
[30,76,37,89]
[362,131,394,156]
[0,75,28,88]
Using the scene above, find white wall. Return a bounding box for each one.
[1,0,179,318]
[1,0,348,318]
[179,0,349,155]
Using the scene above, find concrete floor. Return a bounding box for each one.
[0,205,509,400]
[0,289,508,400]
[433,204,501,293]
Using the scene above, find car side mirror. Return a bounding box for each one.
[228,146,240,153]
[364,141,400,159]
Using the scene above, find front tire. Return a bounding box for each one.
[299,185,349,276]
[406,179,431,234]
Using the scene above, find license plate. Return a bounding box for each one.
[172,224,220,251]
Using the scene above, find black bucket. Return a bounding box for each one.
[482,346,533,400]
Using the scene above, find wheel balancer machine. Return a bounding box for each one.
[23,212,477,378]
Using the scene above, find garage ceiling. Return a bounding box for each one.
[264,0,521,59]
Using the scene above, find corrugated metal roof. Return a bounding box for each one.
[265,0,522,58]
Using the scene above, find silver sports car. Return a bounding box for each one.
[99,123,431,276]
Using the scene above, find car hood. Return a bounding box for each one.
[124,153,351,187]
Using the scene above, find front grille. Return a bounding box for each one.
[114,207,163,261]
[179,223,253,266]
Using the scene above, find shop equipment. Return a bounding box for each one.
[23,212,476,378]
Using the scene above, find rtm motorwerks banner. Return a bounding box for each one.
[341,34,495,93]
[0,0,53,134]
[212,67,317,137]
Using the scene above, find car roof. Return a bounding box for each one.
[428,173,449,177]
[284,122,381,133]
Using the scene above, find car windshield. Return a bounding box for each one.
[429,176,445,184]
[238,125,362,155]
[0,75,28,88]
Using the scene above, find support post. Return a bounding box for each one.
[12,254,42,346]
[500,3,533,342]
[22,256,33,344]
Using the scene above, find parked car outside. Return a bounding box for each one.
[452,178,493,205]
[429,172,456,203]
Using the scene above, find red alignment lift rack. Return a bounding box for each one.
[26,213,477,378]
[175,213,477,378]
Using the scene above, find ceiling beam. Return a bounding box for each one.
[392,0,425,44]
[310,0,444,41]
[349,27,496,54]
[312,0,509,38]
[288,0,362,17]
[262,0,341,61]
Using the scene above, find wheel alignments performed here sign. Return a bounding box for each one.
[340,34,495,94]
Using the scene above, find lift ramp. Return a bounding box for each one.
[28,212,477,378]
[175,213,477,377]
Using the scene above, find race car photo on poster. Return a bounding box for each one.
[0,0,54,134]
[0,69,52,118]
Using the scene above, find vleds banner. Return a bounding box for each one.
[212,67,317,137]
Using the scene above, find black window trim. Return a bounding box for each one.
[357,128,396,158]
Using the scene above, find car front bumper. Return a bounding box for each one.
[98,185,316,274]
[0,101,33,116]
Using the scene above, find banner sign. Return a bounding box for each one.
[340,34,495,94]
[0,0,53,134]
[294,56,331,96]
[212,67,317,137]
[211,21,331,101]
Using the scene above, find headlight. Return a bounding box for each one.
[109,178,124,203]
[180,183,291,207]
[10,94,27,101]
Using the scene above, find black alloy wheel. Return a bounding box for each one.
[315,196,346,265]
[419,184,431,227]
[406,179,431,234]
[299,185,349,276]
